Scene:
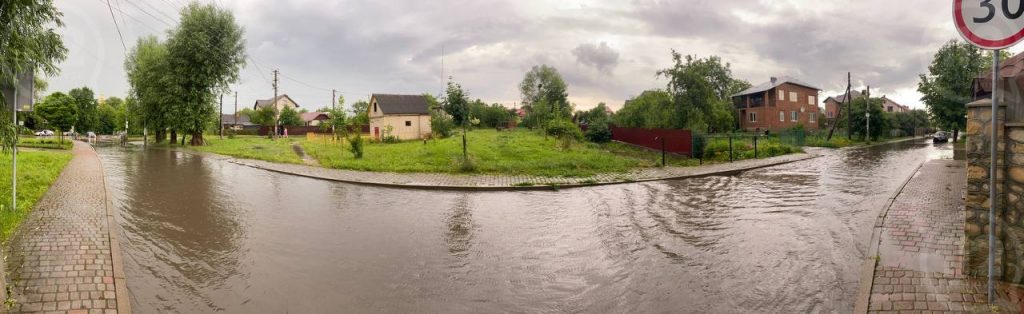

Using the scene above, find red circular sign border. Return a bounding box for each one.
[954,0,1024,49]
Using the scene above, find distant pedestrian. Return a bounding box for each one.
[283,128,289,138]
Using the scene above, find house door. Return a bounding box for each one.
[374,127,380,138]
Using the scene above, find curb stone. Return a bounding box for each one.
[853,160,926,314]
[93,143,132,314]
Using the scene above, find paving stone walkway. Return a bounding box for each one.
[196,151,818,190]
[865,160,1017,313]
[4,142,130,313]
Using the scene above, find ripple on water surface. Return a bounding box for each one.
[95,139,952,313]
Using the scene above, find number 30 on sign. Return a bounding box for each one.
[955,0,1024,49]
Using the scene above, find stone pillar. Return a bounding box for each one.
[1002,123,1024,283]
[966,100,1024,284]
[965,101,1007,281]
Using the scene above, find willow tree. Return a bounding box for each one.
[0,0,68,149]
[125,36,174,143]
[165,3,246,146]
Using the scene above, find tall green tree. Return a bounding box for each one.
[68,87,98,132]
[519,65,571,128]
[918,40,991,142]
[0,0,68,150]
[349,100,370,125]
[165,3,246,145]
[35,92,77,132]
[444,80,471,159]
[657,51,747,133]
[613,89,674,129]
[848,97,891,141]
[125,36,174,142]
[278,106,302,126]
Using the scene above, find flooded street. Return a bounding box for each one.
[96,139,952,313]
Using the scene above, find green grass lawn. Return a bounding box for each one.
[0,151,73,242]
[196,129,804,177]
[192,136,304,164]
[18,137,73,150]
[303,130,645,177]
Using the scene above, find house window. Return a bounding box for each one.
[810,113,817,123]
[778,90,785,101]
[373,103,378,113]
[779,111,785,122]
[808,95,815,105]
[887,107,893,112]
[748,112,757,123]
[828,111,834,119]
[791,111,798,122]
[789,91,798,102]
[405,120,412,126]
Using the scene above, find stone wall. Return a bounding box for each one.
[965,102,1024,284]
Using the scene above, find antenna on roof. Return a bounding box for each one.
[441,44,445,94]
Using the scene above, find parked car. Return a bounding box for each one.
[86,131,97,139]
[34,130,54,136]
[933,131,949,143]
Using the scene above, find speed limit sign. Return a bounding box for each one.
[955,0,1024,49]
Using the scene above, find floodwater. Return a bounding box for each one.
[95,138,952,313]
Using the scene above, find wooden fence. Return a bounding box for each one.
[610,125,693,155]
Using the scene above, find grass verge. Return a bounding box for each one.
[192,136,304,164]
[303,130,643,177]
[18,138,73,150]
[0,151,73,242]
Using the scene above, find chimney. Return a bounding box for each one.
[770,77,778,85]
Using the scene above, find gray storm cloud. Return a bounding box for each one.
[572,42,620,74]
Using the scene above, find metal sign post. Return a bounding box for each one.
[954,0,1024,303]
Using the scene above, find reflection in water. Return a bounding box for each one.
[96,139,953,313]
[103,146,243,312]
[445,194,475,257]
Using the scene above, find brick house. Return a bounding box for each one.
[732,76,821,132]
[881,96,909,113]
[822,90,861,126]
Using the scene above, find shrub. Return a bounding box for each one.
[545,119,583,140]
[349,134,364,159]
[584,122,612,143]
[457,155,477,172]
[431,112,455,138]
[691,134,707,159]
[381,125,400,143]
[226,128,237,139]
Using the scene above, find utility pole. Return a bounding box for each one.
[332,89,337,111]
[233,91,238,132]
[866,86,871,143]
[219,93,224,139]
[272,69,279,139]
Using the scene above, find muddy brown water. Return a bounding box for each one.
[95,139,953,313]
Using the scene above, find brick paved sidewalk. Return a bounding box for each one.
[4,142,130,313]
[864,160,1015,313]
[201,150,817,190]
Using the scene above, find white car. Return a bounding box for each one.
[34,130,54,136]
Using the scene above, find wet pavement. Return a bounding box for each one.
[6,142,129,313]
[95,138,952,313]
[866,160,1017,313]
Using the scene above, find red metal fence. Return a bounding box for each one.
[610,125,693,155]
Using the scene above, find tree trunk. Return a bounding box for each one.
[953,129,959,143]
[190,132,204,146]
[155,129,167,143]
[170,130,177,145]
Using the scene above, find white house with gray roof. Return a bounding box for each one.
[368,94,432,140]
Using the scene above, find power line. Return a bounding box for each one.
[104,0,128,53]
[135,0,178,24]
[279,72,331,92]
[122,0,175,27]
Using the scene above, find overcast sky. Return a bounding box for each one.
[48,0,1024,112]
